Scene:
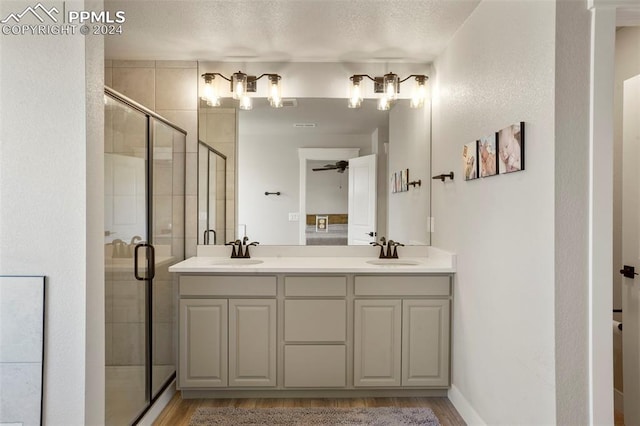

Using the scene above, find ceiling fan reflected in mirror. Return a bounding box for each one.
[312,160,349,173]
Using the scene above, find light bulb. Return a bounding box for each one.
[239,95,253,110]
[231,72,247,100]
[203,77,220,107]
[268,75,282,108]
[377,96,390,111]
[386,82,395,97]
[348,76,363,109]
[383,73,399,102]
[410,76,427,109]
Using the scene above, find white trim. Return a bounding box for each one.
[586,0,638,424]
[298,148,360,244]
[448,385,486,426]
[589,6,616,425]
[137,380,177,426]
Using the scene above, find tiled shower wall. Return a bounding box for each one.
[104,60,193,369]
[105,60,199,257]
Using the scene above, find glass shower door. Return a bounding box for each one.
[104,95,149,425]
[105,87,185,425]
[151,120,184,397]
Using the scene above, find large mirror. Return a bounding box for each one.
[198,97,431,246]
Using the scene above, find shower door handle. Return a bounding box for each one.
[134,243,156,280]
[204,229,216,245]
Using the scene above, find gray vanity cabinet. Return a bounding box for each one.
[177,272,452,395]
[401,299,450,387]
[354,299,402,387]
[178,275,277,389]
[228,299,277,387]
[353,275,451,388]
[283,276,348,388]
[179,298,228,388]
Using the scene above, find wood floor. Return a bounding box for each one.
[153,393,466,426]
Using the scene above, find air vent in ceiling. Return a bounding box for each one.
[293,123,317,128]
[281,99,298,107]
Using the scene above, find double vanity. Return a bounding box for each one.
[169,245,456,398]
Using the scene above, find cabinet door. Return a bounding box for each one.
[402,299,450,387]
[229,299,277,387]
[354,299,401,387]
[179,299,227,388]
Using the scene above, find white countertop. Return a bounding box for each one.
[169,255,455,274]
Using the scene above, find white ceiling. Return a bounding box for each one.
[104,0,480,62]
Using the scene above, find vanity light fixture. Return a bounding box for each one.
[348,73,428,110]
[201,71,283,110]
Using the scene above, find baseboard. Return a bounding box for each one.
[614,389,623,413]
[181,388,447,399]
[137,379,176,426]
[448,385,486,426]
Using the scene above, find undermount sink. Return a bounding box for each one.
[210,259,264,266]
[366,259,421,266]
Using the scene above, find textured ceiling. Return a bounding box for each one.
[104,0,480,62]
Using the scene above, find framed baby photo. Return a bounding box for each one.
[498,122,525,174]
[401,169,408,192]
[462,141,478,181]
[478,133,498,178]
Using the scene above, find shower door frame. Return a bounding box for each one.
[198,140,227,245]
[105,87,186,425]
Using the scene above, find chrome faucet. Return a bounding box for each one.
[370,237,404,259]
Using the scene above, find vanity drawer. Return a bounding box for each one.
[180,275,277,297]
[284,276,347,297]
[284,345,346,388]
[354,275,451,296]
[285,299,346,342]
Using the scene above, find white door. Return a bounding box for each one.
[622,74,640,426]
[348,154,377,245]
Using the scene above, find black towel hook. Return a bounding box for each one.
[432,172,454,182]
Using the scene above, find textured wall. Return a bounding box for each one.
[0,0,105,422]
[431,0,557,423]
[553,1,591,424]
